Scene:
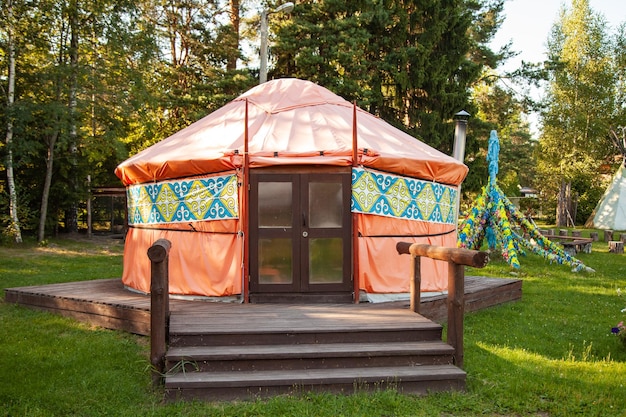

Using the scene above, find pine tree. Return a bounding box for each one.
[272,0,504,154]
[271,0,372,102]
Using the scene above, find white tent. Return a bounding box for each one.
[585,164,626,231]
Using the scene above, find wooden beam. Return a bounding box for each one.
[396,242,489,269]
[352,101,360,303]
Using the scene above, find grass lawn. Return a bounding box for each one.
[1,233,625,416]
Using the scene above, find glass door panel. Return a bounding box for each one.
[250,174,299,293]
[309,182,343,228]
[259,238,293,284]
[258,182,292,228]
[309,238,343,284]
[301,174,352,292]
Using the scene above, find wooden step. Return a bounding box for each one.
[168,302,444,347]
[166,340,455,372]
[168,322,444,347]
[164,303,463,400]
[164,365,466,402]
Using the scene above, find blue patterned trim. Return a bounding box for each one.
[127,174,239,225]
[351,167,457,224]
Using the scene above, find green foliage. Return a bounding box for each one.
[613,24,626,126]
[465,81,536,196]
[518,197,540,215]
[271,0,373,102]
[0,0,257,236]
[272,0,505,154]
[1,236,626,416]
[536,0,622,225]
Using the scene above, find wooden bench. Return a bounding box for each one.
[549,236,593,255]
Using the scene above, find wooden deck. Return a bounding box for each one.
[4,276,522,335]
[4,276,521,401]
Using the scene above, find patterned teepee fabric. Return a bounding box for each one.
[458,130,591,272]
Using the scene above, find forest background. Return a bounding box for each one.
[1,0,625,244]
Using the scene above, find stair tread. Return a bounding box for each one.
[166,340,454,361]
[165,364,466,388]
[170,321,442,335]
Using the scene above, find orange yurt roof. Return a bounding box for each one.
[115,78,467,185]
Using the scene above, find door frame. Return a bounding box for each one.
[248,166,353,302]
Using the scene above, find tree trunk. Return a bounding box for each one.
[38,17,65,243]
[66,0,79,233]
[227,0,240,71]
[4,0,23,243]
[556,180,572,227]
[38,132,58,243]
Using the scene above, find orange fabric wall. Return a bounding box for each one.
[122,213,456,297]
[122,226,242,297]
[356,214,456,293]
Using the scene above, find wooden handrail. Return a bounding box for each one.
[148,238,171,386]
[395,242,489,267]
[396,242,489,368]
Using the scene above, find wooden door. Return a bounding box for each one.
[249,171,353,302]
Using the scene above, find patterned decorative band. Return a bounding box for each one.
[127,174,239,225]
[126,168,457,226]
[351,167,458,225]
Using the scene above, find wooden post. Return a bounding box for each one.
[148,238,171,386]
[604,230,613,242]
[620,233,626,243]
[609,241,624,254]
[559,229,569,237]
[86,175,92,238]
[447,262,465,368]
[352,102,360,303]
[396,242,489,369]
[571,230,581,237]
[242,100,250,303]
[410,255,421,314]
[590,232,599,241]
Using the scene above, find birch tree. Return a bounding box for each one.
[2,0,23,243]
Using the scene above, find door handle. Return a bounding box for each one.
[302,212,308,237]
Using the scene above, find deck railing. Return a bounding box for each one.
[148,238,171,385]
[396,242,489,368]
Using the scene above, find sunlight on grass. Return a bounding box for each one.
[0,238,123,291]
[470,341,626,415]
[477,339,624,369]
[36,245,123,256]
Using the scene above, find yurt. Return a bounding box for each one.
[115,79,468,303]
